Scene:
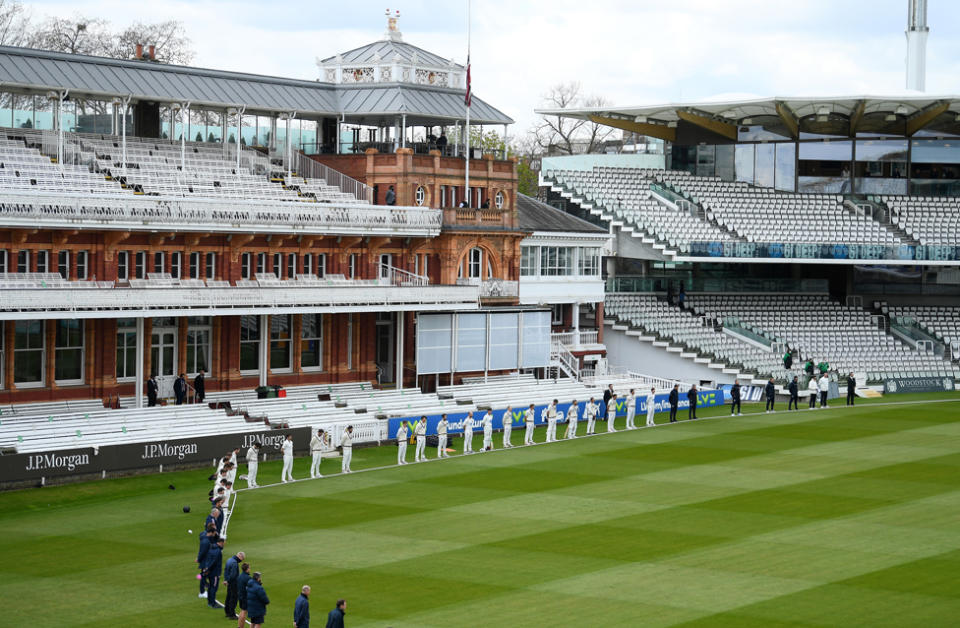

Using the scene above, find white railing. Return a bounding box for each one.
[379,264,429,287]
[579,364,689,390]
[551,330,601,347]
[296,153,373,203]
[0,191,442,236]
[550,341,580,380]
[456,277,519,297]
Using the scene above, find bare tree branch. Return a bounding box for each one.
[529,82,618,155]
[0,0,30,46]
[110,20,194,65]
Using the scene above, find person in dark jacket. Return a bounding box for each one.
[668,385,679,422]
[602,384,614,407]
[846,373,856,406]
[385,185,396,206]
[764,378,776,413]
[678,284,685,308]
[193,370,206,403]
[173,373,187,405]
[788,376,799,410]
[223,550,245,619]
[196,526,217,598]
[294,585,311,628]
[783,351,793,370]
[686,385,698,420]
[202,537,225,608]
[205,507,223,536]
[326,599,346,628]
[730,380,741,416]
[146,374,158,407]
[804,360,814,376]
[237,563,252,628]
[246,572,270,628]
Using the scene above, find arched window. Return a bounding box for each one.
[468,247,483,278]
[494,191,505,209]
[415,186,426,206]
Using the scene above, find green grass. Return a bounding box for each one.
[2,393,960,627]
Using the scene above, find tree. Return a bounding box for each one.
[0,0,29,46]
[530,82,616,155]
[28,15,112,56]
[109,20,194,65]
[516,158,538,197]
[195,131,203,142]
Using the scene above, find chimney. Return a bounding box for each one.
[148,45,156,61]
[135,43,143,60]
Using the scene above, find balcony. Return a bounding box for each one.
[0,272,479,320]
[551,330,600,348]
[456,277,518,298]
[0,192,442,237]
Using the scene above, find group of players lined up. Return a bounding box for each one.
[197,449,347,628]
[241,424,358,488]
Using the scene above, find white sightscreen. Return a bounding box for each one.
[488,312,519,370]
[520,310,551,368]
[455,313,487,372]
[416,314,453,375]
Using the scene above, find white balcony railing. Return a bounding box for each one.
[0,191,442,237]
[551,329,601,347]
[456,277,519,297]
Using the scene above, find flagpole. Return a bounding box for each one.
[464,0,471,207]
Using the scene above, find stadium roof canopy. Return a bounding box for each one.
[0,45,512,125]
[537,94,960,141]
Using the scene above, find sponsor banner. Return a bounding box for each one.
[387,390,725,438]
[883,377,955,394]
[0,426,311,484]
[719,384,764,402]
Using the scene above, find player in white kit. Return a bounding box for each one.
[546,400,559,442]
[585,397,598,435]
[396,421,409,465]
[414,416,427,462]
[646,388,657,427]
[524,404,535,445]
[607,395,618,433]
[462,412,475,454]
[280,434,294,482]
[482,410,494,451]
[245,443,260,488]
[437,414,449,458]
[310,429,327,478]
[341,425,353,473]
[625,388,637,429]
[502,406,514,448]
[565,400,579,439]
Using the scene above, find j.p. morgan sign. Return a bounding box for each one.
[1,426,311,485]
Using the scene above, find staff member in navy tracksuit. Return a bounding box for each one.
[668,385,679,422]
[765,378,776,413]
[237,563,252,628]
[223,550,245,619]
[687,385,698,420]
[730,380,742,416]
[246,572,270,628]
[788,376,800,410]
[294,585,311,628]
[196,526,217,598]
[846,373,857,406]
[202,537,225,608]
[146,374,158,407]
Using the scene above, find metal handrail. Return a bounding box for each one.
[295,153,372,203]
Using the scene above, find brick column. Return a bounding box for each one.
[143,318,153,378]
[45,319,56,389]
[3,321,14,391]
[178,317,188,377]
[292,314,303,375]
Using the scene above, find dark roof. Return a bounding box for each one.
[0,45,512,124]
[517,194,608,234]
[322,40,462,69]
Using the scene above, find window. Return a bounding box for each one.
[256,252,266,276]
[76,251,88,279]
[117,251,129,280]
[286,253,295,279]
[239,315,260,373]
[269,314,292,371]
[521,247,538,276]
[578,247,600,276]
[440,185,446,207]
[0,249,6,274]
[540,246,574,276]
[205,252,216,280]
[135,251,146,279]
[170,252,182,279]
[57,250,70,279]
[415,185,425,206]
[551,304,564,325]
[17,250,29,273]
[186,316,211,374]
[241,253,252,279]
[495,191,505,209]
[54,319,84,383]
[153,251,165,275]
[302,253,312,277]
[14,320,45,386]
[36,250,49,273]
[348,254,357,279]
[189,252,200,279]
[379,253,392,279]
[273,253,282,278]
[116,318,137,380]
[301,313,323,370]
[468,247,483,278]
[317,253,326,278]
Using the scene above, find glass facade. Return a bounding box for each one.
[54,319,84,383]
[301,313,323,370]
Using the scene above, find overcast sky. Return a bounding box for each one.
[21,0,960,136]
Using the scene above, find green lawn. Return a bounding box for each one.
[2,393,960,627]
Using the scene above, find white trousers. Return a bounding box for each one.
[503,424,512,447]
[626,408,636,429]
[546,420,557,442]
[415,436,426,461]
[463,431,473,453]
[586,417,596,434]
[483,432,492,450]
[341,447,352,472]
[524,423,534,444]
[646,408,656,427]
[607,413,616,432]
[281,455,293,482]
[565,419,577,439]
[398,440,407,464]
[310,452,323,477]
[438,434,447,457]
[247,461,258,488]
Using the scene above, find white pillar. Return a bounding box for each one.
[395,312,404,387]
[180,103,189,173]
[502,124,509,159]
[121,96,130,176]
[134,317,144,408]
[401,114,406,148]
[573,303,581,346]
[259,314,269,387]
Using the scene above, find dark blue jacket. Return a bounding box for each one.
[765,382,775,399]
[294,593,310,628]
[668,389,679,407]
[687,389,698,406]
[731,384,741,401]
[788,381,798,396]
[325,607,345,628]
[246,579,270,618]
[196,532,214,564]
[224,554,240,586]
[202,544,222,577]
[237,571,251,603]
